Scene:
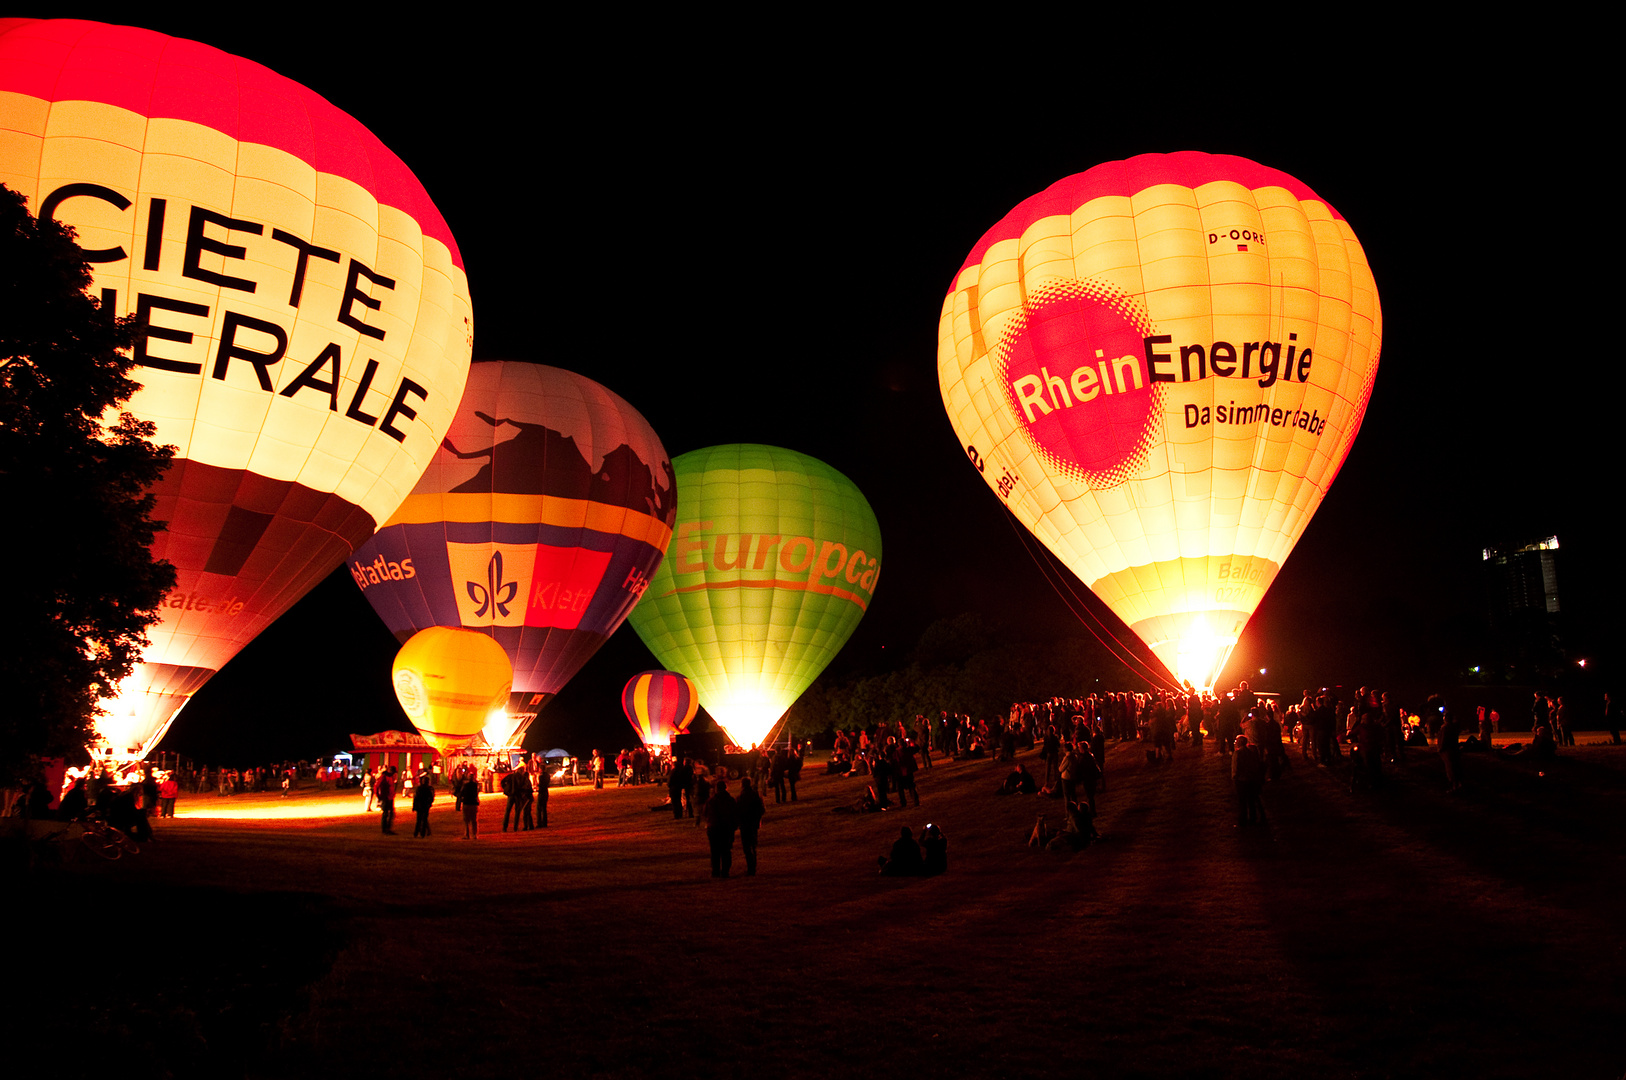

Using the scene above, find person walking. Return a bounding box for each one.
[736,777,766,876]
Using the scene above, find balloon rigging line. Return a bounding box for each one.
[998,507,1180,692]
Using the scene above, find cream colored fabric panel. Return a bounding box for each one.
[5,96,471,525]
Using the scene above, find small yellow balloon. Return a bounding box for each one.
[392,628,513,758]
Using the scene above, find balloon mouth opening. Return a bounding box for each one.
[94,669,194,761]
[1146,614,1239,694]
[708,696,785,750]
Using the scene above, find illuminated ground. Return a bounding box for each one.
[12,737,1626,1079]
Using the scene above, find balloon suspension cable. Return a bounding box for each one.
[999,507,1182,693]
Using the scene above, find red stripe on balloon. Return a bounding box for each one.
[952,152,1342,289]
[0,18,462,270]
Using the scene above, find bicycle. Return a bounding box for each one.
[77,815,139,860]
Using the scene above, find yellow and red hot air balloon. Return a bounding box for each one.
[939,152,1380,690]
[621,670,699,749]
[0,19,474,756]
[391,627,513,759]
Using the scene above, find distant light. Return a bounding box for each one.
[1471,666,1480,673]
[1258,668,1267,676]
[1579,659,1587,668]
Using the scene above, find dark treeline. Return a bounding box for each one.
[785,612,1134,740]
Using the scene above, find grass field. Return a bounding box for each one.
[10,737,1626,1079]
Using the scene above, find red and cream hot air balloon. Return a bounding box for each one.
[0,19,474,756]
[939,152,1380,690]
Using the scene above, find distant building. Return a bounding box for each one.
[1481,536,1563,679]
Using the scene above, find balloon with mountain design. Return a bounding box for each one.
[938,152,1381,690]
[627,445,881,749]
[0,18,473,758]
[351,362,675,742]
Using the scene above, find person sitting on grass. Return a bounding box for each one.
[879,826,923,876]
[997,763,1037,796]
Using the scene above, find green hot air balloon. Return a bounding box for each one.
[627,445,881,748]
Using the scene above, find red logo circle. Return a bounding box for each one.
[995,279,1161,487]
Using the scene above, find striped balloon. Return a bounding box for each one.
[620,670,699,748]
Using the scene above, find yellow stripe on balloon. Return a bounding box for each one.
[385,492,674,548]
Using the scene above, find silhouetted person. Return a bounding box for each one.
[921,824,948,876]
[378,767,397,834]
[736,778,766,876]
[668,757,691,819]
[704,779,739,878]
[1232,736,1266,827]
[879,826,923,876]
[412,774,434,837]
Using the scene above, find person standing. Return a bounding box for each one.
[736,778,766,876]
[769,747,788,804]
[704,778,739,878]
[501,768,524,831]
[378,766,397,834]
[457,771,480,839]
[592,749,605,789]
[786,740,804,802]
[412,773,435,837]
[668,756,691,819]
[158,774,178,818]
[1438,707,1463,794]
[532,759,549,827]
[1232,736,1266,827]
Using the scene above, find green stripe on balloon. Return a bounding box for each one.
[627,445,882,749]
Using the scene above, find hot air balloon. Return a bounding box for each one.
[350,362,676,743]
[938,152,1380,690]
[627,445,882,749]
[621,670,699,749]
[0,19,473,758]
[392,627,513,759]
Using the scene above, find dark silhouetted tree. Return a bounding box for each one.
[1,183,175,775]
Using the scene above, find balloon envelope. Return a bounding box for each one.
[621,670,699,748]
[351,362,676,737]
[627,445,882,748]
[0,19,473,755]
[938,152,1380,690]
[392,627,513,759]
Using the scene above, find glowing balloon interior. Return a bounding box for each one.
[351,362,676,729]
[391,627,513,759]
[621,670,699,748]
[627,445,881,748]
[938,152,1380,690]
[0,19,474,756]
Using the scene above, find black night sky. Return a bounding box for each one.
[28,11,1618,762]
